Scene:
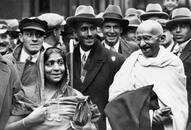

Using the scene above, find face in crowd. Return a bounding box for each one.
[44,47,66,84]
[75,22,97,51]
[102,21,122,47]
[163,0,179,11]
[20,29,45,55]
[170,23,191,44]
[0,32,11,55]
[136,20,164,57]
[160,27,174,47]
[122,28,137,46]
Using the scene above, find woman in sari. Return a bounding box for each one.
[5,47,98,130]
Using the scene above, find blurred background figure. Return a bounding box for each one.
[157,19,179,54]
[163,0,179,17]
[0,21,13,55]
[140,3,169,21]
[6,19,20,48]
[96,12,104,42]
[38,13,64,49]
[122,16,140,54]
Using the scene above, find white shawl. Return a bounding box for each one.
[109,47,188,130]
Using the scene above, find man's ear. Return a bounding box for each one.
[19,33,23,42]
[159,34,166,42]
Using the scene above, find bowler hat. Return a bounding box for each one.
[66,5,103,27]
[103,5,129,28]
[19,17,48,33]
[166,8,191,29]
[140,3,169,21]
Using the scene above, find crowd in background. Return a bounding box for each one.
[0,0,191,129]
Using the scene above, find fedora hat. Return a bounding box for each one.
[125,8,138,18]
[166,8,191,29]
[125,16,141,28]
[140,3,169,21]
[66,5,103,27]
[102,5,129,28]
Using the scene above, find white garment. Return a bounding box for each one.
[109,46,188,130]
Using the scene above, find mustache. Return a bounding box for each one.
[139,45,150,50]
[0,42,9,47]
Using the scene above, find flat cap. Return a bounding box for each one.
[38,13,64,29]
[19,17,48,33]
[0,21,8,34]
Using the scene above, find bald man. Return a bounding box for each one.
[106,20,188,130]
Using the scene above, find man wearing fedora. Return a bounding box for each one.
[121,16,141,55]
[4,18,48,87]
[166,7,191,129]
[66,5,125,130]
[101,5,133,58]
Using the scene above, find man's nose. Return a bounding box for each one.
[31,34,38,41]
[176,26,181,32]
[110,27,114,33]
[139,39,146,47]
[87,28,92,36]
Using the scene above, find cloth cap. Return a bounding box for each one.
[19,17,48,33]
[38,13,64,29]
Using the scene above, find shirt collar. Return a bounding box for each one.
[20,48,40,62]
[79,46,91,60]
[104,40,120,52]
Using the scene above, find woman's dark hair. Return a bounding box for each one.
[44,47,67,82]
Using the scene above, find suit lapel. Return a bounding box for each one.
[180,41,191,61]
[0,61,11,113]
[81,42,105,92]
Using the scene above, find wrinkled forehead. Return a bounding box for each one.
[136,20,163,36]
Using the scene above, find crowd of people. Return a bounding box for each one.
[0,0,191,129]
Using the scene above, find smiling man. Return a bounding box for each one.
[0,22,13,55]
[101,5,131,58]
[4,18,48,86]
[108,20,188,130]
[66,5,125,130]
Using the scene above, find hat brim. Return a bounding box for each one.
[22,26,46,33]
[66,16,103,27]
[0,29,8,34]
[140,12,169,21]
[103,18,129,29]
[166,18,191,29]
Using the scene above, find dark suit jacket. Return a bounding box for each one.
[104,85,155,130]
[102,38,139,58]
[68,40,125,130]
[180,40,191,124]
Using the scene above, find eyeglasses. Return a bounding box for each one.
[136,34,161,43]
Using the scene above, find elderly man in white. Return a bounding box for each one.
[108,20,188,130]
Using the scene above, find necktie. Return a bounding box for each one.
[110,46,116,52]
[27,55,33,62]
[81,53,87,82]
